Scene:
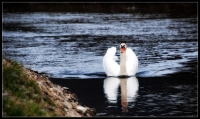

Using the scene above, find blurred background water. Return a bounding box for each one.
[2,3,197,117]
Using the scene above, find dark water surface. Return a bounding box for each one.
[50,76,197,117]
[3,12,197,117]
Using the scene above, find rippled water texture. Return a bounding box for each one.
[3,12,197,78]
[3,12,197,117]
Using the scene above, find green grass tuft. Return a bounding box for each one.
[3,58,57,116]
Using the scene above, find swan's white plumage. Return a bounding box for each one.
[126,48,138,76]
[103,46,138,76]
[103,47,120,76]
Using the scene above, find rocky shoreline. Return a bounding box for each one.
[27,69,96,117]
[2,59,96,117]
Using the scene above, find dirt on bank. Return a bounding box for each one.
[2,58,96,117]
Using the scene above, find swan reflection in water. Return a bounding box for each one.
[103,76,139,112]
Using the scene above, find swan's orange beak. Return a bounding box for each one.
[120,47,125,53]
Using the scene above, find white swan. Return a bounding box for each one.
[103,43,138,76]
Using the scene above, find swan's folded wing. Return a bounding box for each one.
[103,47,120,76]
[126,48,138,76]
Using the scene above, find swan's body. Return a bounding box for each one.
[103,43,138,76]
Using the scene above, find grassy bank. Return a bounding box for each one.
[2,58,96,117]
[2,58,57,116]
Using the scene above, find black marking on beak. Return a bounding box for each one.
[121,45,125,48]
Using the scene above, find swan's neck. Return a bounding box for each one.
[119,51,127,75]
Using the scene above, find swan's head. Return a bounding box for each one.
[120,43,127,53]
